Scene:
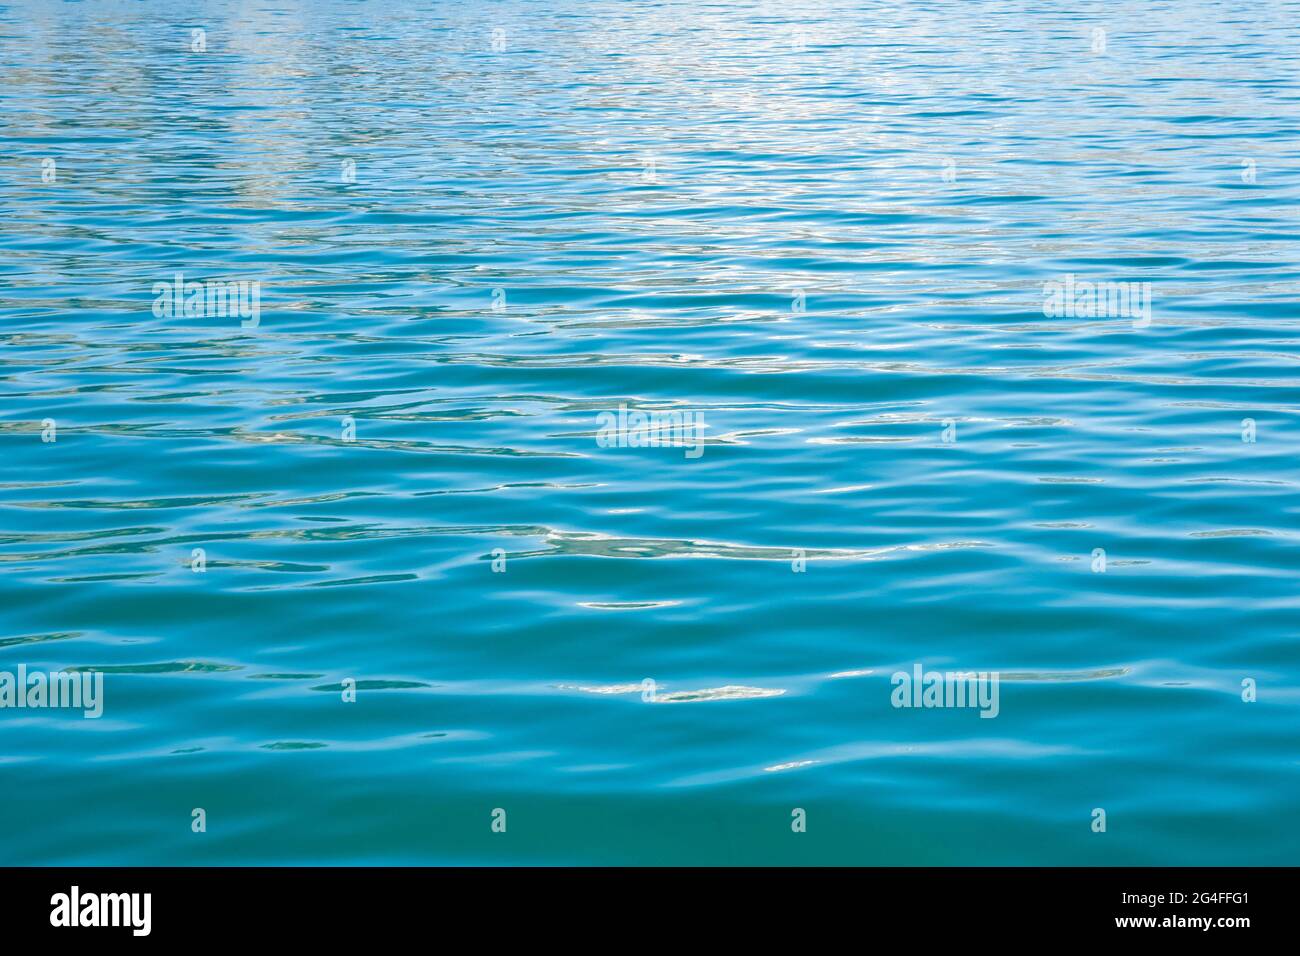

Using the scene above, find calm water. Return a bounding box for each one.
[2,0,1298,865]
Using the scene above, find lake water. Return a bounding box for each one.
[1,0,1298,864]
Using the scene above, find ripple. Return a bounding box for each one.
[577,600,683,610]
[67,661,242,675]
[3,0,1298,866]
[655,685,786,703]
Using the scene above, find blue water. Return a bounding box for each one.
[2,0,1298,865]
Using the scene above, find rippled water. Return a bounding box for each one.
[2,0,1298,865]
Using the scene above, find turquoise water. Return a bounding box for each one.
[2,0,1298,865]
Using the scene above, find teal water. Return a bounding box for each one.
[2,0,1298,865]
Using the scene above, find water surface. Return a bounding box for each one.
[1,0,1298,865]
